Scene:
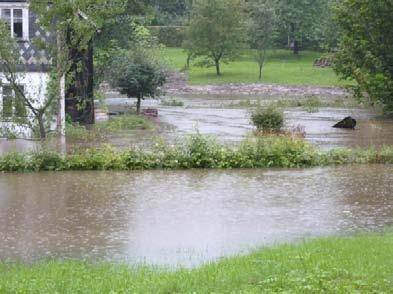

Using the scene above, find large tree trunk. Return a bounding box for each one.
[65,29,95,125]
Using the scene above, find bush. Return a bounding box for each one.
[251,105,284,132]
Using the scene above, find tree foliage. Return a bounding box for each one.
[311,0,339,52]
[30,0,127,123]
[333,0,393,113]
[246,0,277,80]
[276,0,323,54]
[184,0,245,76]
[0,21,57,139]
[107,50,167,114]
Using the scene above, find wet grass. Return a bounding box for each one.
[1,233,392,293]
[160,98,185,107]
[225,96,364,113]
[97,114,153,131]
[1,134,393,172]
[65,114,153,141]
[164,48,348,87]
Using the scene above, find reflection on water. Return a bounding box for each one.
[0,165,392,266]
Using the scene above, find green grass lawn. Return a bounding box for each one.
[1,233,392,293]
[163,47,347,87]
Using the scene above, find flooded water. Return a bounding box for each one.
[2,95,393,155]
[1,165,392,267]
[107,97,393,150]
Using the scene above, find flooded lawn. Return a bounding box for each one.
[108,96,393,150]
[2,95,393,154]
[1,165,392,267]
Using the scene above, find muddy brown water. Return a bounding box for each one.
[107,97,393,150]
[2,96,393,154]
[1,165,392,267]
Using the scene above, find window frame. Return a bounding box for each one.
[0,4,29,41]
[0,84,27,120]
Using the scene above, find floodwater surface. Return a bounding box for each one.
[108,97,393,150]
[2,96,393,155]
[1,165,392,267]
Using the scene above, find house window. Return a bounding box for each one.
[1,85,26,119]
[0,7,29,40]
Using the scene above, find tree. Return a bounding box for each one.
[333,0,393,114]
[311,0,339,52]
[276,0,322,54]
[31,0,126,124]
[108,50,167,114]
[184,0,245,76]
[246,0,277,80]
[0,21,58,139]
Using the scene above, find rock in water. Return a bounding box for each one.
[333,116,357,129]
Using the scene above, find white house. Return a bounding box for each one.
[0,0,65,138]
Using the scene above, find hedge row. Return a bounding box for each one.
[1,135,393,172]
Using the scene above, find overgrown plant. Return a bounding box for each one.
[251,105,284,133]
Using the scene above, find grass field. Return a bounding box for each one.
[1,233,392,293]
[163,48,346,87]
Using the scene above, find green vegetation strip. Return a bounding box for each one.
[164,48,346,87]
[65,115,154,141]
[1,135,393,172]
[1,233,392,293]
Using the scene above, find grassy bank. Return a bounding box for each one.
[164,48,346,87]
[65,114,154,141]
[1,233,392,293]
[1,135,393,172]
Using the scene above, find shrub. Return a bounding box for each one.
[251,105,284,132]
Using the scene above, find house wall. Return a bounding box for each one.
[0,72,63,138]
[0,1,64,138]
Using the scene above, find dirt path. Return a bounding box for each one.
[163,71,348,97]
